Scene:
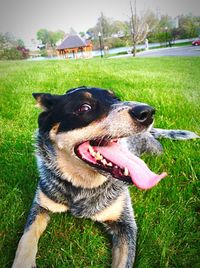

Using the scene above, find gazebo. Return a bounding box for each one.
[57,34,93,59]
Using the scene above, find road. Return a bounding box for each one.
[111,46,200,58]
[137,45,200,57]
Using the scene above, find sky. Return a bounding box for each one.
[0,0,200,48]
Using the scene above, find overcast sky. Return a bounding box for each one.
[0,0,200,47]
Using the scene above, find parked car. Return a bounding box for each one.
[192,39,200,46]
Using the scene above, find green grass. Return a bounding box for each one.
[0,57,200,268]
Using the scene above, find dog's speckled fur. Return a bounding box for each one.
[12,87,199,268]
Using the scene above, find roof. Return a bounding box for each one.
[57,35,88,50]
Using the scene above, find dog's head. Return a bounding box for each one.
[33,86,166,189]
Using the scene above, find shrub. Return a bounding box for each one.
[0,48,22,60]
[0,47,29,60]
[16,46,29,59]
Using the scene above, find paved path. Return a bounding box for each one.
[111,46,200,58]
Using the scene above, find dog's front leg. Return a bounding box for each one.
[106,213,137,268]
[100,192,137,268]
[12,203,50,268]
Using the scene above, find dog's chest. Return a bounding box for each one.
[39,176,126,218]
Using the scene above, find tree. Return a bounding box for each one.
[179,15,199,38]
[16,39,25,48]
[36,29,49,45]
[0,32,28,60]
[143,10,159,32]
[87,13,114,38]
[49,30,65,47]
[111,20,130,37]
[130,0,149,56]
[157,15,172,30]
[0,32,16,49]
[98,12,113,38]
[36,29,65,47]
[79,32,85,37]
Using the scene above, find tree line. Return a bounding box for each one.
[35,11,200,56]
[0,8,200,60]
[87,11,200,52]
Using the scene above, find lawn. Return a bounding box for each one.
[0,57,200,268]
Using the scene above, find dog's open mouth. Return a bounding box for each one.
[75,139,167,190]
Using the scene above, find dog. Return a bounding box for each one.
[12,86,199,268]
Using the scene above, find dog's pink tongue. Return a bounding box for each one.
[95,142,167,190]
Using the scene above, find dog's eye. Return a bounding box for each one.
[78,103,92,113]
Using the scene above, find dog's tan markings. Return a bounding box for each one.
[108,89,115,96]
[37,189,68,213]
[50,120,101,147]
[83,92,92,98]
[12,213,49,268]
[34,95,48,111]
[48,120,108,188]
[56,148,107,188]
[112,242,128,268]
[49,123,60,140]
[34,95,43,109]
[92,193,125,222]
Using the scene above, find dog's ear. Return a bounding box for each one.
[32,93,58,111]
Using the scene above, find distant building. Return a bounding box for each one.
[57,34,93,59]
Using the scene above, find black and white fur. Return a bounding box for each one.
[12,86,199,268]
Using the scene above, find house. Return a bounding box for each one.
[57,34,93,59]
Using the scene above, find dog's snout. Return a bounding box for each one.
[130,105,155,125]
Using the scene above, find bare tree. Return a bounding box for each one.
[130,0,149,56]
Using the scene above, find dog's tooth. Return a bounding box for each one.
[88,145,96,157]
[101,159,107,165]
[88,145,94,153]
[124,167,129,176]
[96,151,103,160]
[92,152,97,157]
[107,162,113,167]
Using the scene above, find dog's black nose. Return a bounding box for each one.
[130,105,155,125]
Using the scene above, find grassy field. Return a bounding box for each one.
[0,57,200,268]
